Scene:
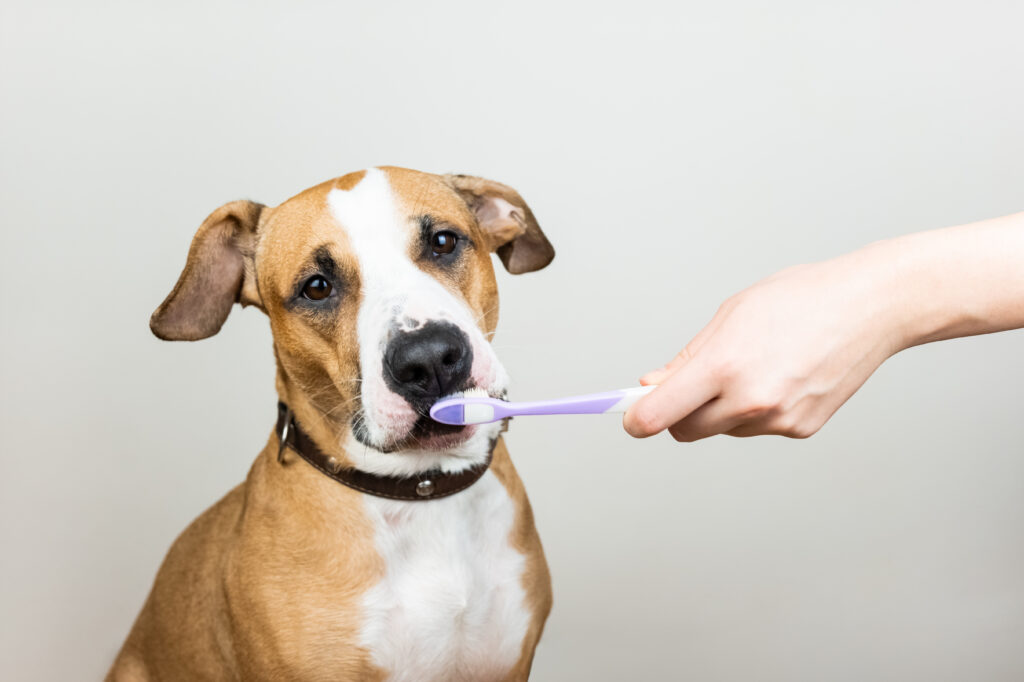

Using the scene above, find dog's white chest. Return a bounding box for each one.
[358,471,530,682]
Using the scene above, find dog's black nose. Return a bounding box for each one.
[384,321,473,404]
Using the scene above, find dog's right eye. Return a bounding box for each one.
[302,276,333,301]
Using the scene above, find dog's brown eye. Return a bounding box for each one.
[431,231,458,256]
[302,276,332,301]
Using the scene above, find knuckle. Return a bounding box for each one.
[710,358,738,383]
[721,293,744,311]
[669,425,697,443]
[784,426,814,439]
[736,388,784,417]
[772,414,817,439]
[790,421,819,439]
[737,403,772,420]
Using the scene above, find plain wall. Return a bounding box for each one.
[2,1,1023,680]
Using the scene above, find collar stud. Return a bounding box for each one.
[416,480,435,497]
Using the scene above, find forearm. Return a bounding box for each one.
[860,212,1024,352]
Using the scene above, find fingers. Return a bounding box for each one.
[666,398,747,442]
[623,358,721,438]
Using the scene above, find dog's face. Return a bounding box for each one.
[150,167,553,468]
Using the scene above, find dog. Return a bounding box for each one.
[108,167,555,681]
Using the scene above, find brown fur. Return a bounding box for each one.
[110,168,553,681]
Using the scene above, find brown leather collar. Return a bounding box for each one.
[275,402,492,501]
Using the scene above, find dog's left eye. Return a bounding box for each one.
[431,231,458,256]
[301,275,333,301]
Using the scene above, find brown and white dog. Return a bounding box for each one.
[109,167,554,681]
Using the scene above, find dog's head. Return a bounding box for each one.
[150,167,553,473]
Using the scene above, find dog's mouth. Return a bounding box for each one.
[411,415,466,439]
[350,405,477,454]
[404,417,476,450]
[359,419,476,454]
[352,386,504,454]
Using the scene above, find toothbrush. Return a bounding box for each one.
[429,386,656,426]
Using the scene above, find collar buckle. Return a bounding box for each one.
[277,405,293,465]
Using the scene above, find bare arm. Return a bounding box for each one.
[623,212,1024,442]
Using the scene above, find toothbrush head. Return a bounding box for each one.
[429,393,504,425]
[429,399,469,425]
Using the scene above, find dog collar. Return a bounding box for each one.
[274,402,492,501]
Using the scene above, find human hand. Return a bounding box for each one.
[623,213,1024,442]
[623,251,906,442]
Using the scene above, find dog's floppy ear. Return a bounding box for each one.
[150,200,265,341]
[445,174,554,274]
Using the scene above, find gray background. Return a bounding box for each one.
[2,1,1023,680]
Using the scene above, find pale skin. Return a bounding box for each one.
[623,212,1024,442]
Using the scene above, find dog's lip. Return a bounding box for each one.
[400,418,476,451]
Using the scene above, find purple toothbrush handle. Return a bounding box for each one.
[496,386,654,419]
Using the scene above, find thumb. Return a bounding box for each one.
[624,358,720,438]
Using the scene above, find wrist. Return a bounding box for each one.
[833,234,950,358]
[858,233,954,353]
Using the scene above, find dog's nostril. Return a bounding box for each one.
[394,365,426,384]
[442,351,457,367]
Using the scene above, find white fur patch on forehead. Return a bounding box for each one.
[326,167,406,292]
